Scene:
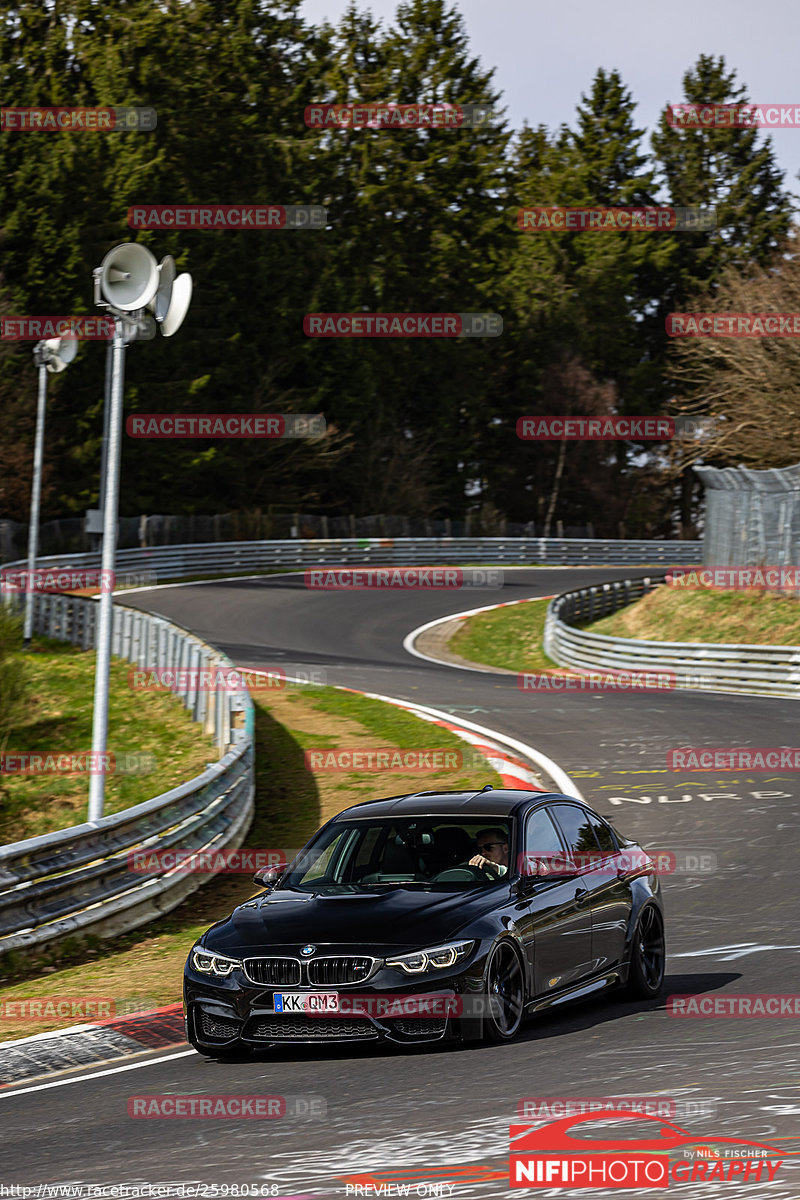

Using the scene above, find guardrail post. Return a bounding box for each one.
[178,634,191,710]
[196,649,209,726]
[215,678,224,749]
[206,673,217,739]
[222,686,231,749]
[187,643,200,715]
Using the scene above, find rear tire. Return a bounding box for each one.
[483,940,526,1042]
[625,905,665,999]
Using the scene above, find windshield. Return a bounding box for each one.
[280,816,513,892]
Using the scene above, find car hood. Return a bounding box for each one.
[199,885,504,955]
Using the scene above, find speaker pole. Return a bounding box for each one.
[88,318,126,822]
[95,341,113,553]
[23,347,48,647]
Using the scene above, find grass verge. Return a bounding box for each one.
[448,597,560,673]
[0,682,503,1040]
[1,634,213,844]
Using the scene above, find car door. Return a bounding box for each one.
[584,809,632,970]
[549,804,631,974]
[518,804,595,996]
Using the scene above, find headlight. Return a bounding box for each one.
[385,940,474,974]
[191,945,243,977]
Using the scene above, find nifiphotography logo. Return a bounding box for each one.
[509,1110,783,1188]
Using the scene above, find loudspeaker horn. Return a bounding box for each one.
[148,255,176,323]
[99,243,159,311]
[42,335,79,374]
[160,272,192,337]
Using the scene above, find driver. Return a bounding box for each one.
[469,828,509,877]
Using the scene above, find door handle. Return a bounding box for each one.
[574,886,589,906]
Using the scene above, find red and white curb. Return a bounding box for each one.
[361,694,546,791]
[0,1003,185,1087]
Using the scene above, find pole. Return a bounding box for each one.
[88,318,126,821]
[23,356,48,647]
[99,342,112,511]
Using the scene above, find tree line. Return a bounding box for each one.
[0,0,796,537]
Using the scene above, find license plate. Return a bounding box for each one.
[274,992,339,1013]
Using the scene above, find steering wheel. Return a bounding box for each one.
[431,862,495,883]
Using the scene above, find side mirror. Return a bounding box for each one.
[516,852,578,881]
[253,864,286,888]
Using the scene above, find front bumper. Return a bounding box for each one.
[184,957,485,1047]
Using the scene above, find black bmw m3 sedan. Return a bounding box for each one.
[183,787,665,1056]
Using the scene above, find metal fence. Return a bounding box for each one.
[697,462,800,567]
[0,593,255,959]
[1,536,703,587]
[544,575,800,698]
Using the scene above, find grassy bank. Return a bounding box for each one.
[1,634,213,844]
[448,597,559,672]
[586,584,800,645]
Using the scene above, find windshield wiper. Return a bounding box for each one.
[356,881,433,889]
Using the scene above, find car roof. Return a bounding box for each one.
[331,788,584,821]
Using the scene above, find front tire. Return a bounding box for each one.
[625,905,665,999]
[483,939,526,1042]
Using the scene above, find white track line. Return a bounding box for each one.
[0,1050,196,1098]
[358,692,584,803]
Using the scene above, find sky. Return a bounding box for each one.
[298,0,800,202]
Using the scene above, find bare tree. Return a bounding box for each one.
[668,227,800,476]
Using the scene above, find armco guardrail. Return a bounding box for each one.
[0,592,255,958]
[544,575,800,698]
[1,535,703,584]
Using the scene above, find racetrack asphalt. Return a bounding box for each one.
[2,567,798,1198]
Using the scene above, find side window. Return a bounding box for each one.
[550,805,602,856]
[301,830,351,882]
[587,811,617,853]
[354,826,382,868]
[522,807,564,874]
